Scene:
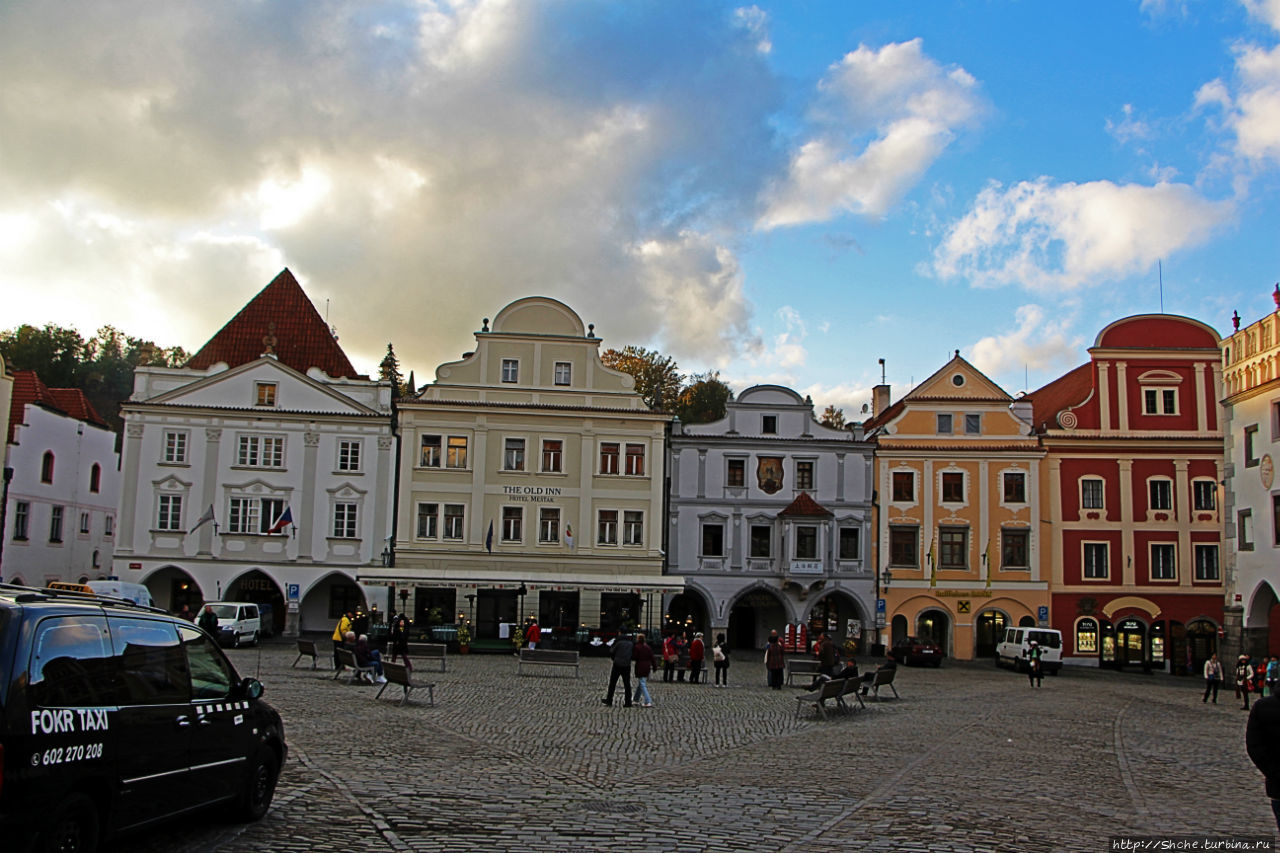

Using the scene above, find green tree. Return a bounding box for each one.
[819,404,846,429]
[0,323,86,387]
[378,343,405,396]
[675,372,732,424]
[601,346,683,410]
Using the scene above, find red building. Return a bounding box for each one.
[1024,315,1223,671]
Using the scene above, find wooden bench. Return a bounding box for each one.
[868,667,899,700]
[375,661,434,706]
[334,647,376,685]
[517,648,580,677]
[837,677,866,713]
[292,638,324,669]
[786,658,822,686]
[402,642,448,673]
[795,678,848,719]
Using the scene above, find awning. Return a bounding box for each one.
[357,567,685,596]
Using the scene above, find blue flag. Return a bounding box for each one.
[485,520,493,553]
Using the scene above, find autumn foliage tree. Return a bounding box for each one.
[819,405,846,429]
[602,347,733,424]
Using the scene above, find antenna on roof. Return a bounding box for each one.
[1158,260,1164,313]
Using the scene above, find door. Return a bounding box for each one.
[975,611,1006,658]
[178,624,253,806]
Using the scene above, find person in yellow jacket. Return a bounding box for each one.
[332,611,353,668]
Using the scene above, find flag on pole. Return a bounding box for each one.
[485,520,494,553]
[928,534,936,587]
[564,524,575,551]
[982,539,992,589]
[267,505,293,534]
[189,504,216,534]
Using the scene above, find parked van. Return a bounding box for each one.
[85,580,154,608]
[202,602,262,647]
[995,627,1063,675]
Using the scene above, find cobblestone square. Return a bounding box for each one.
[114,641,1277,853]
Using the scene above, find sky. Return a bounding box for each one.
[3,0,1280,416]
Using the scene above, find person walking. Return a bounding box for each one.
[676,632,690,682]
[197,604,220,636]
[176,604,195,622]
[816,631,837,678]
[713,632,731,687]
[632,633,656,707]
[388,612,411,666]
[1203,653,1223,704]
[332,610,354,669]
[662,633,678,683]
[765,632,785,690]
[602,632,635,707]
[526,618,541,650]
[689,632,706,684]
[1026,640,1044,688]
[1238,654,1255,710]
[1247,690,1280,831]
[1268,657,1278,698]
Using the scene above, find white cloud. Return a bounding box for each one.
[757,39,984,228]
[733,6,772,54]
[966,305,1084,383]
[1243,0,1280,32]
[1194,0,1280,169]
[1106,103,1152,146]
[932,177,1233,290]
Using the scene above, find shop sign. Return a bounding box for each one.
[501,485,564,503]
[790,561,822,574]
[935,589,992,598]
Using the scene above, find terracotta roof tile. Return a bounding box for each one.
[186,269,360,379]
[778,492,833,517]
[7,370,107,443]
[1023,364,1092,433]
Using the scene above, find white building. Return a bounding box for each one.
[668,385,875,650]
[3,369,120,585]
[111,270,394,635]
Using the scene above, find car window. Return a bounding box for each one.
[1029,631,1061,649]
[29,615,120,707]
[211,605,238,620]
[178,624,235,700]
[108,617,189,705]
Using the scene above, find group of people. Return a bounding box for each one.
[1214,653,1280,709]
[601,630,733,707]
[331,609,390,684]
[656,630,732,685]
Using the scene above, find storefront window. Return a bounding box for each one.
[1076,617,1098,654]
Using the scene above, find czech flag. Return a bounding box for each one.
[268,506,293,534]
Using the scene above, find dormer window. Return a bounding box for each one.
[554,362,572,386]
[1143,388,1177,415]
[937,414,953,434]
[256,382,277,407]
[501,359,519,383]
[762,415,777,434]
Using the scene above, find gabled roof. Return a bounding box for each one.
[186,269,361,379]
[8,370,107,443]
[778,492,833,517]
[1023,363,1092,433]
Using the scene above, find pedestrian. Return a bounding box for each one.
[1203,653,1223,704]
[662,632,678,683]
[860,656,897,695]
[526,618,541,650]
[1238,654,1255,710]
[815,631,837,677]
[802,652,860,691]
[176,603,194,622]
[1026,640,1043,688]
[1247,690,1280,832]
[197,604,220,636]
[632,633,655,707]
[765,632,785,690]
[1269,657,1279,698]
[676,632,690,682]
[332,610,354,669]
[602,632,635,707]
[388,612,411,666]
[689,632,705,684]
[713,632,730,687]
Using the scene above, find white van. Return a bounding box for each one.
[85,579,154,608]
[203,601,262,647]
[996,627,1063,675]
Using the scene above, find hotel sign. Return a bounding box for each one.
[501,485,563,503]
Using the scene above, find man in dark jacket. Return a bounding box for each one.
[1247,692,1280,831]
[816,631,837,677]
[602,633,635,707]
[197,605,220,636]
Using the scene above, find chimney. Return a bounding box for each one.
[872,384,891,417]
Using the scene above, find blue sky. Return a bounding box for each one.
[2,1,1278,415]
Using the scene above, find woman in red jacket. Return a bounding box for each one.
[689,632,706,684]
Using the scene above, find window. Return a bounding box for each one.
[228,497,286,535]
[727,459,745,487]
[1001,529,1029,568]
[446,436,468,468]
[104,515,113,538]
[41,451,54,483]
[502,506,523,542]
[795,460,814,491]
[795,526,818,559]
[892,471,914,502]
[762,415,777,434]
[49,506,64,543]
[542,440,563,473]
[1081,478,1105,509]
[255,382,277,407]
[1240,509,1255,551]
[1075,618,1099,654]
[625,444,645,476]
[1083,543,1109,579]
[237,434,285,468]
[1194,545,1220,581]
[554,362,572,386]
[1149,479,1172,512]
[598,510,619,545]
[889,526,918,566]
[179,625,235,700]
[965,414,981,435]
[332,503,358,539]
[443,505,465,540]
[750,525,772,558]
[416,503,439,539]
[1193,480,1216,511]
[157,495,183,531]
[79,512,90,535]
[1150,543,1176,580]
[420,435,442,467]
[937,414,953,434]
[337,440,361,472]
[539,508,560,543]
[839,527,860,560]
[504,438,526,471]
[1003,472,1026,503]
[939,526,968,569]
[89,464,101,494]
[701,522,724,556]
[1274,401,1280,440]
[623,511,644,545]
[941,472,964,503]
[1275,496,1280,546]
[29,615,117,708]
[600,442,620,474]
[501,358,519,383]
[163,430,188,464]
[13,501,29,540]
[1143,387,1177,415]
[109,617,186,706]
[1246,425,1260,467]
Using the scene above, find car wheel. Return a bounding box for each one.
[41,792,99,853]
[232,632,241,649]
[251,631,259,646]
[230,749,279,823]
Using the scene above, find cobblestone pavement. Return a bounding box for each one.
[111,641,1277,853]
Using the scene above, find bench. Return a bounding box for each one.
[401,642,448,673]
[786,659,822,686]
[375,661,434,706]
[868,667,899,700]
[837,677,866,713]
[795,678,848,719]
[292,638,325,669]
[334,647,376,685]
[517,648,580,677]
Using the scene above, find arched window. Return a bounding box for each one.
[89,463,101,493]
[40,451,54,484]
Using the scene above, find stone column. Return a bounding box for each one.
[299,431,319,562]
[117,423,145,553]
[1119,460,1135,585]
[372,435,394,565]
[1115,362,1129,433]
[197,428,222,556]
[1175,459,1191,588]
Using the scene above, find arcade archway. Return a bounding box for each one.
[226,570,285,637]
[142,565,204,614]
[727,586,788,650]
[975,609,1008,658]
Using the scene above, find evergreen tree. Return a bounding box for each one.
[378,343,404,395]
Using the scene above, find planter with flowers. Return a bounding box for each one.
[457,622,472,654]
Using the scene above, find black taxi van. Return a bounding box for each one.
[0,583,287,852]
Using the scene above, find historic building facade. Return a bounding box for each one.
[112,270,394,634]
[1026,315,1223,671]
[667,385,874,651]
[866,354,1047,662]
[367,297,680,645]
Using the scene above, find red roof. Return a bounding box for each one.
[778,492,833,517]
[8,370,107,443]
[186,269,360,379]
[1023,363,1093,433]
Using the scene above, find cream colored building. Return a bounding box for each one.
[366,297,681,644]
